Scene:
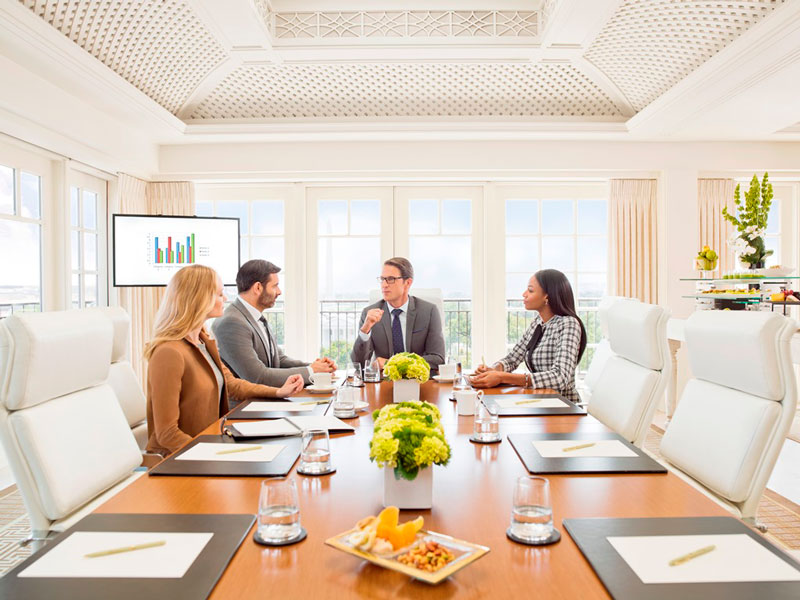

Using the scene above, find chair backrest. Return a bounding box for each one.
[94,307,148,449]
[582,296,641,394]
[588,301,670,446]
[660,311,797,520]
[0,310,141,534]
[368,288,445,326]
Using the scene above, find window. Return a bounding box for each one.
[69,176,107,308]
[764,197,780,267]
[196,189,286,346]
[0,163,42,318]
[501,187,608,372]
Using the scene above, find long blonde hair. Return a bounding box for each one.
[144,264,218,360]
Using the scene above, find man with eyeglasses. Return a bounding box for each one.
[350,257,445,372]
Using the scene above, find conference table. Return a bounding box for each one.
[96,380,728,599]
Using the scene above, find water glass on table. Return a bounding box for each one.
[332,386,357,419]
[363,360,381,383]
[299,428,332,474]
[473,398,500,442]
[347,362,364,387]
[258,478,302,542]
[509,476,554,543]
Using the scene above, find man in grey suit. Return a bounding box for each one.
[212,260,336,387]
[350,257,445,372]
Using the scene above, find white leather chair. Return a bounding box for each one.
[0,310,143,547]
[660,311,796,525]
[97,307,148,450]
[588,301,670,447]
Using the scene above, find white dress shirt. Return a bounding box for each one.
[359,298,410,350]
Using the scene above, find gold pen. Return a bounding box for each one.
[562,442,595,452]
[669,544,716,566]
[515,398,542,405]
[85,540,166,558]
[299,399,330,405]
[216,445,262,455]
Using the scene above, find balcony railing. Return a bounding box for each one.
[0,302,41,320]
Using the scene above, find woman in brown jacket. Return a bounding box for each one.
[144,264,304,456]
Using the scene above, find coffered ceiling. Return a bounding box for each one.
[6,0,800,141]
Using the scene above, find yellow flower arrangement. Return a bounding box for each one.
[383,352,430,383]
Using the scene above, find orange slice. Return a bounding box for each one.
[375,506,399,540]
[387,516,424,550]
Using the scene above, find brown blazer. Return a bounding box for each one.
[146,329,280,456]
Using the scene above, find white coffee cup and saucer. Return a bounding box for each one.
[308,372,335,393]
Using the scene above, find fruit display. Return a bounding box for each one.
[721,272,764,279]
[695,246,718,270]
[770,289,800,303]
[397,540,455,572]
[347,506,424,554]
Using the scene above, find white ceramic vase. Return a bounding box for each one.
[383,465,433,509]
[393,378,420,403]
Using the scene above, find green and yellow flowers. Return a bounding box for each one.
[383,352,431,383]
[370,402,451,481]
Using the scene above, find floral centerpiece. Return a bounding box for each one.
[384,352,430,402]
[722,173,773,269]
[370,401,451,508]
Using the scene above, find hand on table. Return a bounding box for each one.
[311,358,336,373]
[277,374,305,397]
[470,370,504,389]
[361,309,384,334]
[473,363,492,375]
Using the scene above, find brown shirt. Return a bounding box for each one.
[146,329,281,456]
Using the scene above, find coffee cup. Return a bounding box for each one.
[439,363,456,379]
[311,372,332,388]
[455,389,482,416]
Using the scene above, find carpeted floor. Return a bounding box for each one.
[1,426,799,576]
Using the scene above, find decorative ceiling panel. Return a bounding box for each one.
[189,63,623,120]
[585,0,786,112]
[19,0,227,114]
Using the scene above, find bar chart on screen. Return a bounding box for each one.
[152,233,196,265]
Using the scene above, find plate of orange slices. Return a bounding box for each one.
[325,506,490,584]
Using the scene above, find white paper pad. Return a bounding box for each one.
[232,419,300,437]
[532,439,638,458]
[607,534,800,584]
[18,531,213,579]
[287,415,355,432]
[175,442,285,462]
[493,397,568,409]
[241,401,313,412]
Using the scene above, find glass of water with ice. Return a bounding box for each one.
[509,476,553,543]
[299,428,332,474]
[473,398,500,442]
[258,478,301,542]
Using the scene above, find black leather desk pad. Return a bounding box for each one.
[226,398,328,420]
[486,394,587,416]
[508,431,667,474]
[563,516,800,600]
[0,513,255,600]
[149,435,301,477]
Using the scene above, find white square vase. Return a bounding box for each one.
[383,465,433,509]
[393,379,420,403]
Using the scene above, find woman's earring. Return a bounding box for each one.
[545,298,548,305]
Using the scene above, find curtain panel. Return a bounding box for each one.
[698,179,736,274]
[609,179,658,303]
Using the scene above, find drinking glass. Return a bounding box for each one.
[473,398,500,442]
[258,477,302,542]
[364,359,380,383]
[351,363,364,387]
[509,476,554,542]
[452,362,471,393]
[332,386,357,419]
[299,428,332,473]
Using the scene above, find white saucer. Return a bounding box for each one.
[433,374,455,383]
[307,385,336,394]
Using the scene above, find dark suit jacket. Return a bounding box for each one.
[350,295,445,371]
[211,299,311,387]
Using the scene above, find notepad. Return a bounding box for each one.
[532,439,638,458]
[493,397,568,409]
[230,419,300,437]
[607,534,800,584]
[18,531,213,579]
[287,415,355,432]
[175,443,285,462]
[241,401,313,412]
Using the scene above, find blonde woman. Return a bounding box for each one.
[144,264,304,456]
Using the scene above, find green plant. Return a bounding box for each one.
[369,402,451,480]
[383,352,430,383]
[722,173,773,267]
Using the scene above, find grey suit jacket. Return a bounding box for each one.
[350,295,445,372]
[211,299,311,387]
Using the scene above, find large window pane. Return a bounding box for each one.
[85,274,98,307]
[71,273,81,308]
[505,199,538,235]
[70,186,79,226]
[576,273,606,299]
[506,272,532,300]
[765,235,780,267]
[318,237,381,299]
[408,199,438,234]
[541,236,574,271]
[441,199,470,234]
[195,200,213,217]
[83,232,97,271]
[318,200,347,235]
[542,199,574,234]
[0,165,12,215]
[577,199,607,234]
[82,190,97,229]
[252,201,284,235]
[21,172,41,219]
[240,238,249,262]
[0,221,41,312]
[577,236,607,272]
[71,230,80,269]
[216,201,248,235]
[350,199,380,232]
[251,237,285,268]
[506,237,539,273]
[409,236,471,297]
[766,199,780,235]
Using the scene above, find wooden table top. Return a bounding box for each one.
[97,381,728,599]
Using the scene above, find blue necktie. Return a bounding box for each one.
[391,308,404,355]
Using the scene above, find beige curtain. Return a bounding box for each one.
[609,179,658,303]
[698,179,736,274]
[117,176,195,386]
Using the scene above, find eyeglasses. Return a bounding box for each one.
[377,276,407,284]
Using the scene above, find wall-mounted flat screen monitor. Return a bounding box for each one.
[113,215,240,287]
